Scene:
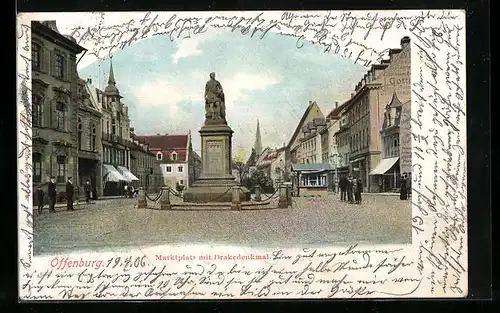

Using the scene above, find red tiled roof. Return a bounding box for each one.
[138,135,189,162]
[138,135,188,150]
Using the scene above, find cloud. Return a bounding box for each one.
[133,76,201,111]
[223,72,282,108]
[171,29,222,64]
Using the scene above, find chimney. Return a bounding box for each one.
[335,101,339,108]
[87,77,92,84]
[401,36,410,48]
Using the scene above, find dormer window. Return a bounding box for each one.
[171,151,178,161]
[157,152,163,161]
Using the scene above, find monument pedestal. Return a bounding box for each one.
[183,123,251,203]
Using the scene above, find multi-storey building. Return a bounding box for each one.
[334,36,411,192]
[286,101,324,168]
[129,128,163,193]
[31,21,85,201]
[138,133,200,191]
[86,58,136,196]
[76,77,102,197]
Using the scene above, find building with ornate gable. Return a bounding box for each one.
[31,21,86,201]
[85,58,137,196]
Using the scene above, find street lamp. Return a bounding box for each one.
[329,154,342,193]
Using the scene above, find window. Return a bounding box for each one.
[57,155,66,183]
[77,118,82,149]
[32,94,42,126]
[55,53,65,79]
[56,102,65,130]
[171,152,178,161]
[180,180,184,185]
[91,123,96,151]
[177,166,183,173]
[166,166,172,173]
[33,153,42,183]
[111,119,116,135]
[32,43,41,71]
[157,152,163,161]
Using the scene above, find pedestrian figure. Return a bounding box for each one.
[84,180,91,204]
[36,184,44,214]
[347,177,354,204]
[66,177,75,211]
[130,186,135,198]
[400,174,408,200]
[340,176,347,201]
[356,179,363,204]
[48,176,57,213]
[352,178,358,203]
[124,183,128,198]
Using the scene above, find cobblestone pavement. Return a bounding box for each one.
[33,194,411,256]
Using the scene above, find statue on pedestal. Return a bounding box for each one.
[204,72,226,123]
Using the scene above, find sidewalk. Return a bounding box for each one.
[50,195,131,209]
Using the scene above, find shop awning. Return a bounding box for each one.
[291,163,333,173]
[103,164,127,182]
[369,157,399,175]
[117,166,139,181]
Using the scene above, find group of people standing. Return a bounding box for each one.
[36,177,95,214]
[338,176,363,204]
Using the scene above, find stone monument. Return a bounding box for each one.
[183,72,251,203]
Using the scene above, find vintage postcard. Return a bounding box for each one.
[17,10,467,300]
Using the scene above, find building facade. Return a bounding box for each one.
[31,21,85,202]
[333,36,411,192]
[76,78,102,198]
[138,134,197,191]
[129,129,163,193]
[286,101,324,175]
[86,58,136,196]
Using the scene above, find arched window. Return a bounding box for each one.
[157,152,163,161]
[171,151,178,161]
[90,123,96,151]
[77,118,82,150]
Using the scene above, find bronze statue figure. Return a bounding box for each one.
[204,72,226,122]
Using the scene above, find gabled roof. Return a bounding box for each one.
[287,101,322,149]
[138,135,188,150]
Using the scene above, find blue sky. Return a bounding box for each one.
[78,30,366,157]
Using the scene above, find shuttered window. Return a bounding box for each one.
[32,94,42,127]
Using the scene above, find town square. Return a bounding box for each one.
[30,20,412,254]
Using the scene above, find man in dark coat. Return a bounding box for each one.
[48,176,57,213]
[339,176,347,201]
[347,177,354,204]
[84,180,91,203]
[400,174,408,200]
[36,184,44,214]
[66,177,75,211]
[356,179,363,204]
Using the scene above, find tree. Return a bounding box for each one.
[248,170,274,193]
[232,146,249,183]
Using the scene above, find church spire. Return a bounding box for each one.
[104,55,120,96]
[254,119,262,158]
[108,55,116,85]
